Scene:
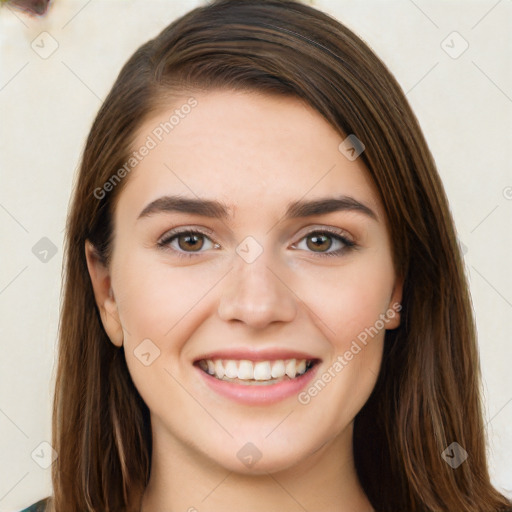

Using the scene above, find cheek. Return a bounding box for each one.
[292,256,395,347]
[295,257,392,422]
[112,249,219,342]
[329,283,390,349]
[299,279,387,429]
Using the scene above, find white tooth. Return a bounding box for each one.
[207,358,309,382]
[214,360,225,379]
[271,360,286,378]
[225,360,239,379]
[296,359,306,375]
[285,359,297,378]
[238,360,254,380]
[253,361,272,380]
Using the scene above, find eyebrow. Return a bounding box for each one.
[137,195,378,222]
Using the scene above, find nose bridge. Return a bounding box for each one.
[217,236,297,328]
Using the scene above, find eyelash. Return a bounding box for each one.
[157,227,357,260]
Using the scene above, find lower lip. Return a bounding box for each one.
[194,363,320,405]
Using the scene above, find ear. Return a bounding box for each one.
[385,275,403,330]
[85,240,123,347]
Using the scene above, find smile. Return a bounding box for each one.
[196,358,317,385]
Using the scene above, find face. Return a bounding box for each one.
[86,89,402,475]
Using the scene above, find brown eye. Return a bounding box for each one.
[292,230,356,258]
[158,229,218,258]
[306,233,332,252]
[177,233,205,252]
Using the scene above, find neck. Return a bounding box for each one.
[140,420,374,512]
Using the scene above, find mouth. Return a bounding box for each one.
[194,358,320,386]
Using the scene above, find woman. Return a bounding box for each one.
[21,0,512,510]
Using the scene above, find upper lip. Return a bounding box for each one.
[193,348,320,363]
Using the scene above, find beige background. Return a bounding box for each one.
[0,0,511,509]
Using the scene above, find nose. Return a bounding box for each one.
[217,249,298,329]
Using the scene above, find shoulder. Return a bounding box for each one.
[19,497,50,512]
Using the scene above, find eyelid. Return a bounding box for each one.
[290,227,356,258]
[157,226,218,250]
[293,224,354,243]
[157,225,356,258]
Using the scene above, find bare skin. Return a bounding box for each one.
[86,90,402,512]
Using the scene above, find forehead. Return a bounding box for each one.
[116,89,384,224]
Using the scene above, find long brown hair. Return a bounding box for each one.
[51,1,512,510]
